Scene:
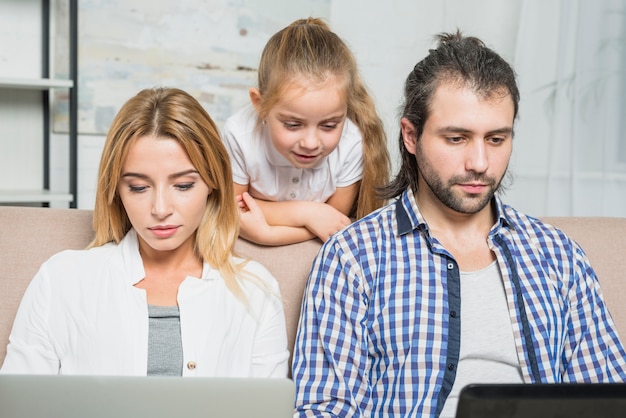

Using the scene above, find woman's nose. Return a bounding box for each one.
[151,187,173,219]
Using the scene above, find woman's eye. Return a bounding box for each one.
[176,183,195,191]
[129,185,147,193]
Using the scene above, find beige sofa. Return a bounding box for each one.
[2,205,626,368]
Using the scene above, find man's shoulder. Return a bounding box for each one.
[499,203,573,246]
[333,199,407,250]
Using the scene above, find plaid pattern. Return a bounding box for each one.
[292,188,626,417]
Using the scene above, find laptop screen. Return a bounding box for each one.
[455,383,626,418]
[0,374,295,418]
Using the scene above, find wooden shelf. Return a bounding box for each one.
[0,189,74,203]
[0,77,73,90]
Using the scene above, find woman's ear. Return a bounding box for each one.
[249,88,262,110]
[400,117,418,156]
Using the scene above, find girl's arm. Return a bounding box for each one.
[233,183,356,245]
[324,182,360,216]
[234,183,316,245]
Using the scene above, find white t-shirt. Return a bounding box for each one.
[440,261,523,418]
[1,229,289,377]
[223,104,364,203]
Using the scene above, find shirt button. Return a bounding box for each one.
[447,263,454,270]
[290,192,296,199]
[187,361,197,370]
[292,177,300,183]
[448,363,455,371]
[450,310,457,318]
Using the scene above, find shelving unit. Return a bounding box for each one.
[0,0,78,207]
[0,77,73,90]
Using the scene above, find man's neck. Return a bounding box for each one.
[416,191,497,271]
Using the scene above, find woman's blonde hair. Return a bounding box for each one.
[90,87,245,299]
[255,17,391,218]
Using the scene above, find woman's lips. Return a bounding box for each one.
[149,225,179,238]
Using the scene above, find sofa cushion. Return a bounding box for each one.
[1,207,625,370]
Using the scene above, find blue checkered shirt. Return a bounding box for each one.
[292,188,626,417]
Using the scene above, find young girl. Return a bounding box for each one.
[223,17,390,246]
[1,87,289,377]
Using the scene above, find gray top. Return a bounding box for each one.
[440,261,523,418]
[147,304,183,376]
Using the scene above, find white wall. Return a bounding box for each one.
[69,0,527,210]
[6,0,626,217]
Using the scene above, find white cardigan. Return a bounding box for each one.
[1,230,289,377]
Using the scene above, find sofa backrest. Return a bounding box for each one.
[0,206,321,367]
[1,206,625,368]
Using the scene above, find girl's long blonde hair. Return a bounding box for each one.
[90,87,246,299]
[255,17,390,218]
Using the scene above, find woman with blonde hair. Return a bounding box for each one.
[223,17,390,246]
[2,87,289,377]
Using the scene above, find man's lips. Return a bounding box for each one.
[459,183,487,194]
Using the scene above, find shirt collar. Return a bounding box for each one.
[395,188,514,236]
[119,229,221,285]
[119,229,146,285]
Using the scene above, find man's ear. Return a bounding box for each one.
[249,88,262,109]
[400,117,418,155]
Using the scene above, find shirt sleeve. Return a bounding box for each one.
[562,242,626,382]
[1,266,60,374]
[222,116,251,186]
[335,121,364,188]
[292,239,371,416]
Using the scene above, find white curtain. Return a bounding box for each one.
[510,0,626,217]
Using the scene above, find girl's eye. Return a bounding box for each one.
[284,122,300,130]
[176,183,195,191]
[321,123,338,130]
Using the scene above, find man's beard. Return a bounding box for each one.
[416,153,504,214]
[422,172,500,214]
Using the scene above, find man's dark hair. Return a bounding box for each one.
[379,31,520,200]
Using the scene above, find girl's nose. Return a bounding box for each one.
[299,129,320,150]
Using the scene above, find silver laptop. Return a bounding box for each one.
[0,374,295,418]
[455,383,626,418]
